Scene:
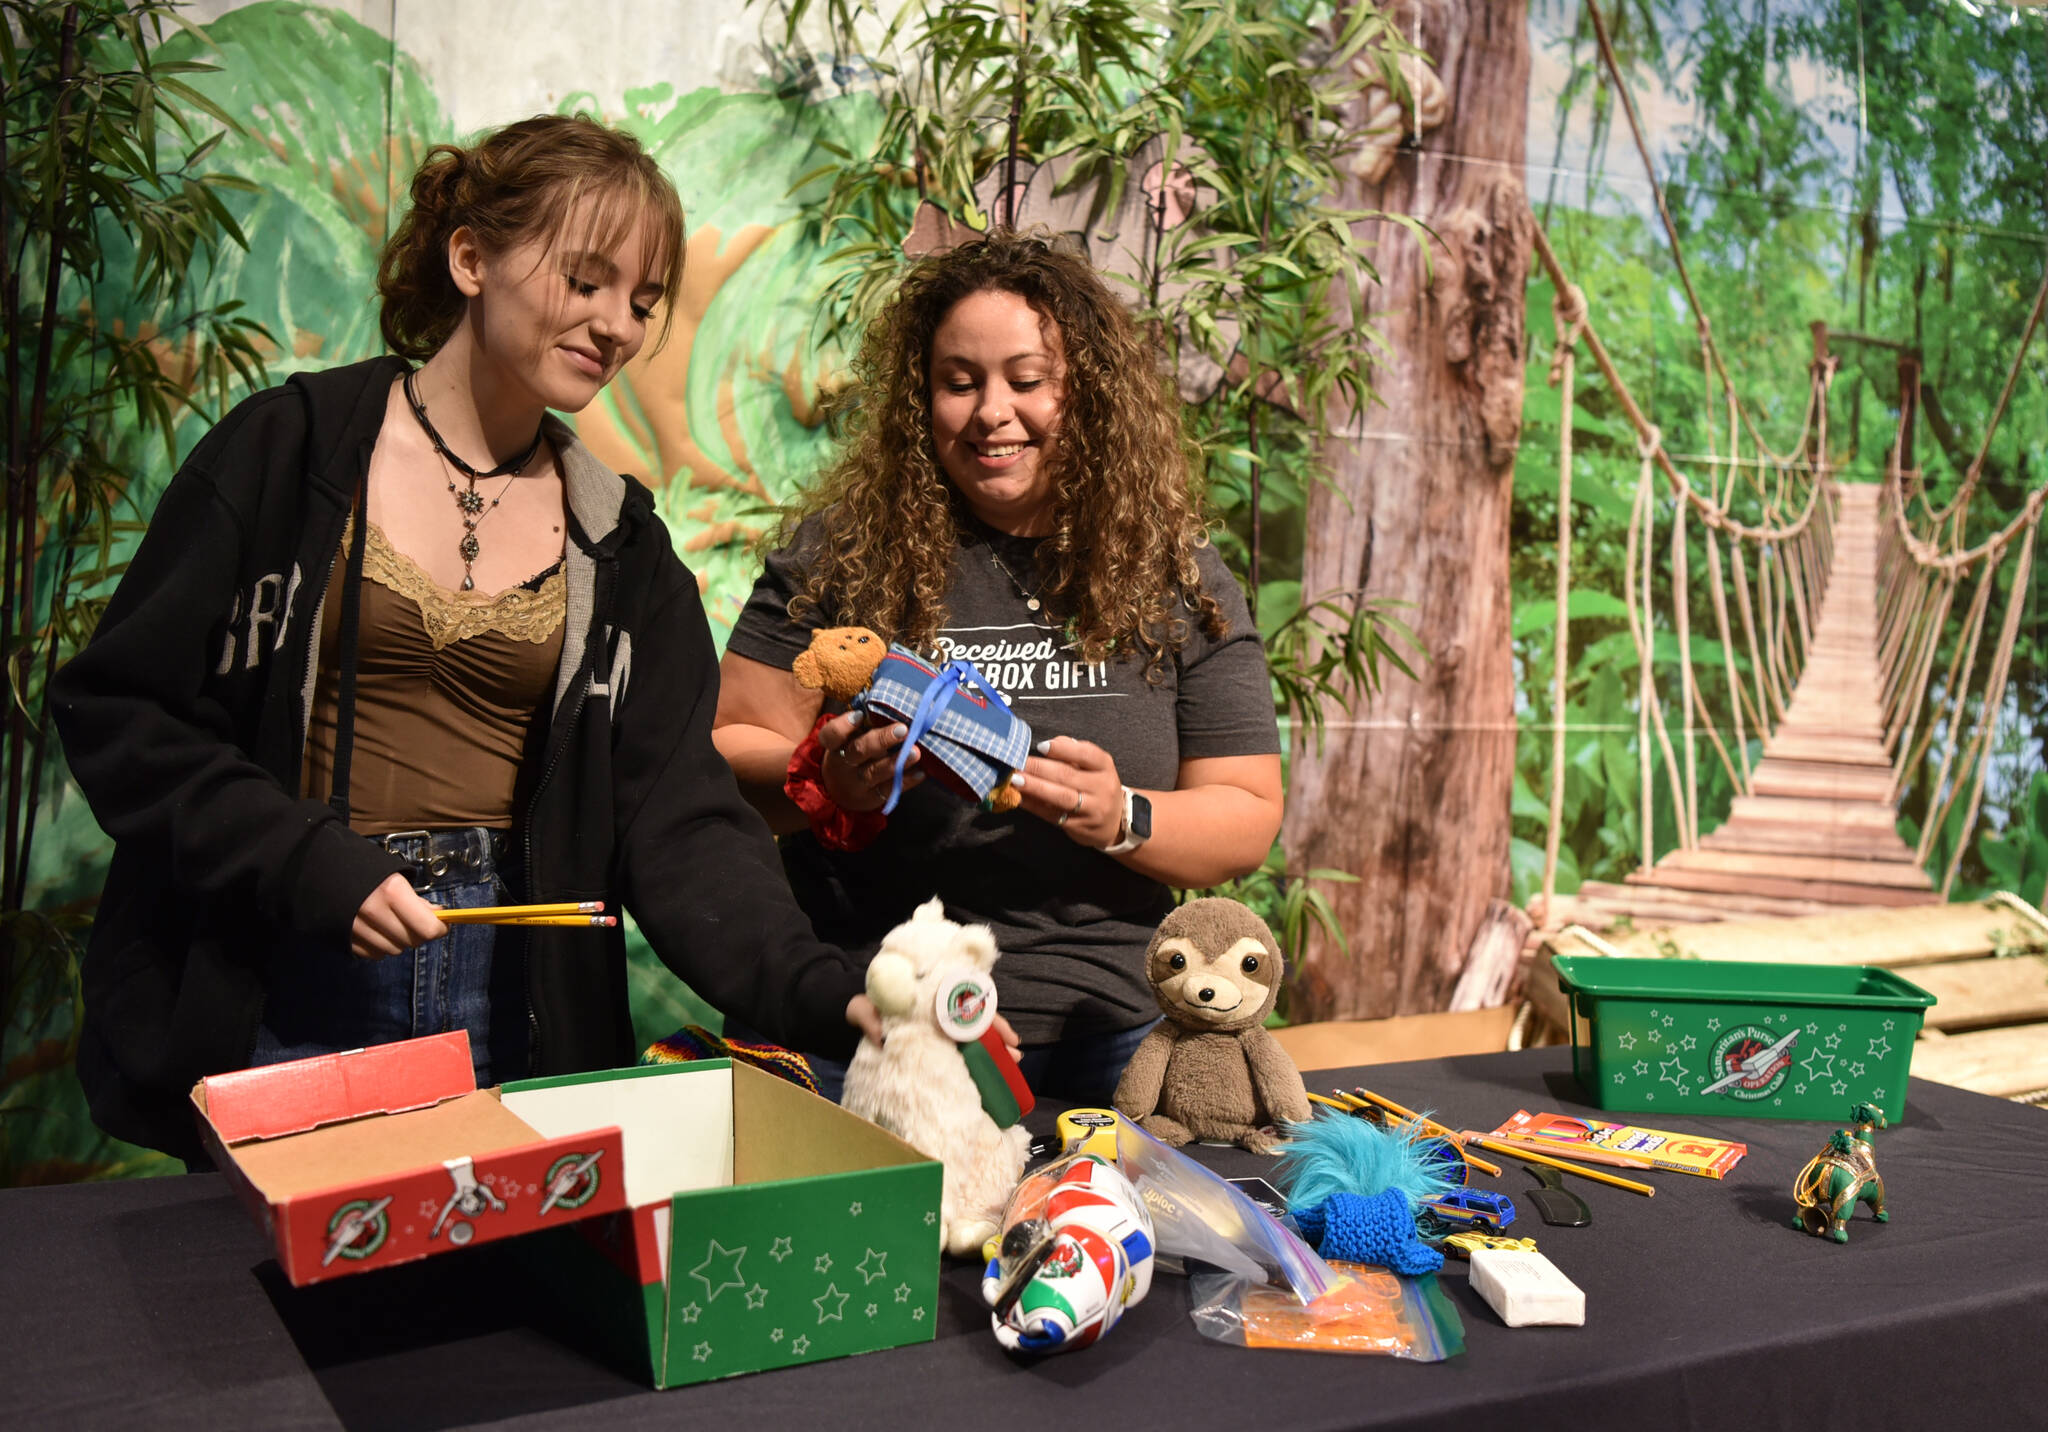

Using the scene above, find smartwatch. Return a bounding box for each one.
[1102,786,1152,855]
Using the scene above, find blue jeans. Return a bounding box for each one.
[250,828,527,1086]
[731,1016,1159,1108]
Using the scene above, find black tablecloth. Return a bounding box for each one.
[8,1048,2047,1431]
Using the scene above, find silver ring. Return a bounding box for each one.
[1070,791,1085,817]
[1056,810,1071,827]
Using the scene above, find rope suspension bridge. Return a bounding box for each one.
[1510,2,2048,1100]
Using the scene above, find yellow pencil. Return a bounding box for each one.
[1464,1134,1656,1197]
[1464,1130,1656,1171]
[438,913,617,929]
[1349,1089,1505,1178]
[1306,1091,1353,1112]
[434,901,605,922]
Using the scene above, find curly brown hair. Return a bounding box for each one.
[782,230,1223,673]
[377,114,686,361]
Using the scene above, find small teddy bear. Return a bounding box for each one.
[792,626,1026,812]
[1112,898,1311,1155]
[841,898,1034,1256]
[792,625,889,702]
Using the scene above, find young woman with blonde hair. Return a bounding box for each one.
[55,114,877,1161]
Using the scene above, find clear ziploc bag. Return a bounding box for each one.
[1189,1261,1466,1361]
[1104,1116,1340,1306]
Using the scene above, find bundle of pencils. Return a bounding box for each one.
[434,901,617,929]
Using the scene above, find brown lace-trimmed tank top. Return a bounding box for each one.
[302,519,567,834]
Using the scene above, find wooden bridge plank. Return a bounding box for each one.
[1543,899,2039,966]
[1911,957,2048,1033]
[1910,1023,2048,1099]
[1657,848,1932,889]
[1622,866,1937,907]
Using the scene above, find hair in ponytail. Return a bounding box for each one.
[377,114,686,360]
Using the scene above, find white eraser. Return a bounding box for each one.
[1469,1248,1585,1327]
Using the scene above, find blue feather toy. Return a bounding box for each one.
[1275,1109,1457,1276]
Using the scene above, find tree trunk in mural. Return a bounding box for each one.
[1284,0,1531,1021]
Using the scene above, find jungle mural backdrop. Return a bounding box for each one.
[2,0,2042,1181]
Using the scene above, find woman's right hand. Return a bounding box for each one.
[816,710,921,812]
[352,872,449,960]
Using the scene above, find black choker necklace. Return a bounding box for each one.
[404,371,545,479]
[404,371,546,591]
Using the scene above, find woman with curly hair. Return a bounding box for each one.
[715,230,1282,1101]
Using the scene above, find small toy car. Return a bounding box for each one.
[1422,1187,1517,1231]
[1441,1231,1539,1259]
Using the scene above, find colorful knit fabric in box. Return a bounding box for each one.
[641,1025,820,1096]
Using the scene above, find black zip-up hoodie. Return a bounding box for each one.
[52,356,865,1161]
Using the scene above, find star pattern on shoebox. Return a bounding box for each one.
[1660,1056,1687,1087]
[848,1201,863,1216]
[690,1240,747,1303]
[770,1328,784,1343]
[792,1335,810,1356]
[769,1236,794,1262]
[814,1252,833,1275]
[1832,1080,1849,1097]
[857,1248,888,1284]
[1634,1060,1650,1076]
[814,1282,849,1323]
[866,1304,879,1319]
[1619,1031,1636,1050]
[1680,1035,1697,1051]
[895,1282,913,1303]
[678,1302,702,1324]
[693,1342,712,1363]
[1869,1036,1892,1060]
[745,1283,768,1310]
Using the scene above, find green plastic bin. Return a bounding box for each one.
[1553,956,1936,1123]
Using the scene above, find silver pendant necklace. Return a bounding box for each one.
[985,543,1047,616]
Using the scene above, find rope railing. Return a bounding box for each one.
[1530,217,1840,901]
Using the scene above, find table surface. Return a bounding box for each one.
[8,1047,2047,1432]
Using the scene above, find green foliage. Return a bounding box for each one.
[2,0,273,1185]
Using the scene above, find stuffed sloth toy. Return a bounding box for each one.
[841,898,1034,1256]
[1112,898,1312,1155]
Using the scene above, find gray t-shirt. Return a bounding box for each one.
[727,515,1280,1044]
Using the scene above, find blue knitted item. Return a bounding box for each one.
[1294,1190,1445,1276]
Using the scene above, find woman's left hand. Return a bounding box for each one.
[1017,735,1125,849]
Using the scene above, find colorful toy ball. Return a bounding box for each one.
[981,1154,1155,1354]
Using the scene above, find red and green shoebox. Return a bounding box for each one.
[192,1030,631,1284]
[192,1031,945,1385]
[500,1056,943,1386]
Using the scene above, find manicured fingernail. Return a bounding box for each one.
[892,724,908,739]
[1034,739,1054,755]
[1010,771,1027,790]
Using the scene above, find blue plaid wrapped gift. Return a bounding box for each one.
[854,645,1033,813]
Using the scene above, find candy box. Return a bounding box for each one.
[1552,955,1936,1122]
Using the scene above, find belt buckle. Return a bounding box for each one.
[381,829,444,883]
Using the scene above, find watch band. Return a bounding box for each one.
[1102,786,1150,855]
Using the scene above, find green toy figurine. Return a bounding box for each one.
[1791,1102,1889,1243]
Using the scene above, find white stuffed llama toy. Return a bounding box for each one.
[842,898,1033,1257]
